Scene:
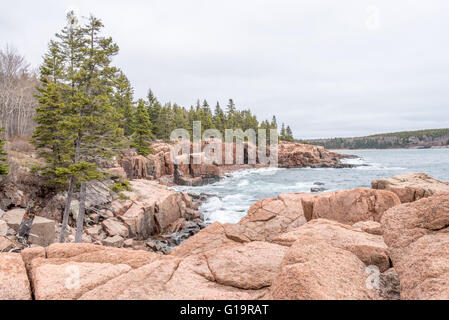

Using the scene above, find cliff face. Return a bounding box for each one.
[117,141,354,186]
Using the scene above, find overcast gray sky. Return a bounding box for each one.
[1,0,449,138]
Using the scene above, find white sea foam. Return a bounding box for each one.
[237,179,249,187]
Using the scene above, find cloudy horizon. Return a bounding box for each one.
[1,0,448,139]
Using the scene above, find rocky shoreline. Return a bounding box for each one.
[0,141,354,255]
[1,172,449,299]
[118,141,356,187]
[5,143,449,299]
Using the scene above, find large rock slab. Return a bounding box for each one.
[25,242,284,300]
[381,194,449,299]
[32,260,131,300]
[230,195,308,242]
[0,253,32,300]
[79,255,263,300]
[372,173,449,203]
[204,241,288,290]
[170,222,237,258]
[45,243,159,269]
[113,180,186,238]
[80,243,277,300]
[270,241,379,300]
[28,244,161,300]
[309,188,401,224]
[272,219,390,272]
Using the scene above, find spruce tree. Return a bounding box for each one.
[158,104,175,140]
[226,99,237,129]
[271,116,278,130]
[131,99,154,156]
[34,12,124,242]
[0,128,8,175]
[173,104,189,132]
[70,14,123,242]
[214,102,226,137]
[32,40,73,187]
[280,123,286,140]
[112,71,135,136]
[147,89,161,136]
[201,100,214,131]
[286,125,294,141]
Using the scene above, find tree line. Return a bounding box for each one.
[308,128,449,149]
[0,46,38,138]
[24,12,295,243]
[142,92,294,144]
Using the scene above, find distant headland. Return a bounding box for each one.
[302,128,449,150]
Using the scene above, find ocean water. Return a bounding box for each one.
[172,149,449,224]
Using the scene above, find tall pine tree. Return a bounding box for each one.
[131,99,154,156]
[286,125,294,141]
[112,71,135,136]
[32,39,73,187]
[34,12,124,242]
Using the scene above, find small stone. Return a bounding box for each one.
[123,239,133,248]
[0,220,8,236]
[2,208,26,231]
[311,187,327,193]
[102,219,129,238]
[102,235,124,248]
[0,236,15,252]
[86,225,101,237]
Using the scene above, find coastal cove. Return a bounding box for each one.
[173,148,449,224]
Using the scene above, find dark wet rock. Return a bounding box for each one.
[379,268,401,300]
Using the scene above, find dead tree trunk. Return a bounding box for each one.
[75,181,87,243]
[60,136,81,243]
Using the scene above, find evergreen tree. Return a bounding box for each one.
[271,116,278,130]
[0,128,8,175]
[69,14,123,242]
[32,39,73,187]
[112,71,135,136]
[280,123,286,140]
[226,99,237,128]
[201,99,214,131]
[131,99,154,156]
[32,81,73,186]
[173,104,189,132]
[157,104,175,140]
[286,125,294,141]
[147,89,161,135]
[213,102,226,136]
[34,12,124,243]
